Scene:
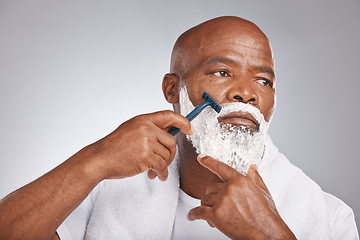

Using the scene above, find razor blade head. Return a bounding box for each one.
[201,91,222,113]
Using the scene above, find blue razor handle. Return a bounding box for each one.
[168,91,222,136]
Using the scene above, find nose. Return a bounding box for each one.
[226,79,259,104]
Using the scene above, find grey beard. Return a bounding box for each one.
[179,87,270,175]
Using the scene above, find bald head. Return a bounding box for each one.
[163,16,276,123]
[170,16,273,76]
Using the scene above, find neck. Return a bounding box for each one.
[177,133,222,199]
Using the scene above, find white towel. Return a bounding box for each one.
[84,156,181,240]
[259,135,330,239]
[84,135,330,239]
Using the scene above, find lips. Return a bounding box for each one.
[218,111,259,128]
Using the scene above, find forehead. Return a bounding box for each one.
[191,31,274,68]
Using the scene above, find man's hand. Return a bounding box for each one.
[83,110,192,181]
[187,154,296,240]
[0,110,191,239]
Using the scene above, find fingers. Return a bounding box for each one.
[155,127,177,163]
[247,164,271,196]
[152,138,172,163]
[149,110,193,135]
[201,193,217,207]
[142,111,189,181]
[102,110,188,181]
[147,170,157,180]
[187,206,211,221]
[132,111,181,181]
[206,182,223,195]
[197,154,238,182]
[187,206,216,228]
[148,124,177,181]
[140,136,171,181]
[188,185,220,227]
[148,153,169,181]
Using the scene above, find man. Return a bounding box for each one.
[0,16,358,239]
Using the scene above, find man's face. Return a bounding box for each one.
[165,18,277,173]
[179,86,270,174]
[178,26,276,123]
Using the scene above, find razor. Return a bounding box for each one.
[168,91,222,136]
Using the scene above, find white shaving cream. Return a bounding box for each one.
[179,87,270,175]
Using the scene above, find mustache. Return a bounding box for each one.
[218,102,266,125]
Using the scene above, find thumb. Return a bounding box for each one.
[247,164,271,196]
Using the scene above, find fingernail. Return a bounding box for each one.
[198,154,206,159]
[189,128,193,135]
[251,164,258,171]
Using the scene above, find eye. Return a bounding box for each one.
[256,78,273,88]
[213,70,231,77]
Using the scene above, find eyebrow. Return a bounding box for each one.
[254,66,275,78]
[205,57,235,65]
[205,57,275,77]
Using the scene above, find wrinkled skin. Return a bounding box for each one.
[187,155,295,239]
[88,110,192,181]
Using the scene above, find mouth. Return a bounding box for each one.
[218,111,259,129]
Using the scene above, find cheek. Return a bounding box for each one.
[182,77,203,106]
[184,79,226,106]
[259,93,275,122]
[184,86,203,106]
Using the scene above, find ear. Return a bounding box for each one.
[162,73,180,103]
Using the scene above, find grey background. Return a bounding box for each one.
[1,0,359,232]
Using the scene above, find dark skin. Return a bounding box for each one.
[0,16,295,240]
[0,112,192,239]
[163,17,296,239]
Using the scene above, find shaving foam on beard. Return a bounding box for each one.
[179,87,270,175]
